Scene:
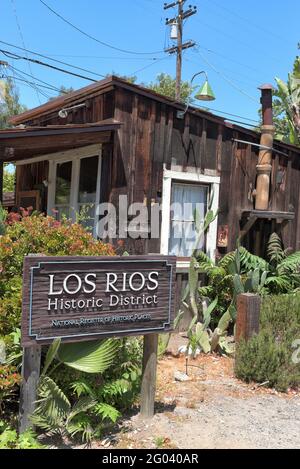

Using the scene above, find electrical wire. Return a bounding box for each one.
[0,40,105,79]
[197,105,259,124]
[7,64,66,94]
[1,67,51,100]
[133,56,171,75]
[4,75,61,94]
[10,0,42,104]
[200,0,286,43]
[39,0,165,56]
[187,52,258,103]
[0,49,98,82]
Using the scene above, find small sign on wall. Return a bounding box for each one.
[217,225,229,248]
[21,255,177,346]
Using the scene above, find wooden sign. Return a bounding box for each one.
[21,255,177,347]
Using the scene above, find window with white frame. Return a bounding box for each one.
[160,168,220,266]
[48,145,102,236]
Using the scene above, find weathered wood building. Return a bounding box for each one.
[0,76,300,270]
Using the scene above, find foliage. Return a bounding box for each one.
[0,364,21,412]
[0,212,114,336]
[181,221,300,356]
[235,293,300,391]
[148,73,193,104]
[0,78,27,129]
[179,207,234,356]
[31,337,142,443]
[0,422,45,449]
[3,167,15,193]
[0,203,6,236]
[196,233,300,326]
[274,56,300,145]
[48,85,74,101]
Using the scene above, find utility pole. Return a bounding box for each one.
[164,1,197,101]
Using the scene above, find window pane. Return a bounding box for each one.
[169,183,208,257]
[55,161,72,205]
[55,206,70,221]
[78,156,99,203]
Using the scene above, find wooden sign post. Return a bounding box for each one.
[20,255,176,430]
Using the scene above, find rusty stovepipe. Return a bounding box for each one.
[255,84,275,210]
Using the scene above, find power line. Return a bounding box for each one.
[193,16,283,63]
[197,105,259,124]
[187,52,258,103]
[39,0,165,56]
[200,0,286,43]
[133,56,171,75]
[10,0,42,104]
[0,49,98,82]
[8,64,66,94]
[0,40,105,78]
[4,75,60,95]
[1,67,51,100]
[188,52,259,88]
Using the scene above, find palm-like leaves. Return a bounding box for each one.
[57,339,119,374]
[31,338,121,442]
[275,57,300,145]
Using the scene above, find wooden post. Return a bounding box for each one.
[19,253,44,433]
[236,293,261,342]
[140,334,158,418]
[19,345,41,433]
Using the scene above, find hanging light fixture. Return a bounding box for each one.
[194,72,216,101]
[177,71,216,118]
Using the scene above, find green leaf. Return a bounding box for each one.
[203,297,218,329]
[57,339,119,374]
[197,329,211,354]
[94,403,120,423]
[174,310,184,329]
[67,396,96,423]
[36,376,71,420]
[233,274,244,296]
[42,338,61,376]
[217,310,231,334]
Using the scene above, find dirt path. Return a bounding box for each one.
[111,335,300,450]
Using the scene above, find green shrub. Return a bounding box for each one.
[0,213,114,336]
[235,293,300,391]
[0,422,45,449]
[0,365,21,413]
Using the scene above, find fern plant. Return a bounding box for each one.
[31,338,122,444]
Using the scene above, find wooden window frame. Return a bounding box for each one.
[160,166,220,271]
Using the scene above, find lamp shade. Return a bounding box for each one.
[195,80,216,101]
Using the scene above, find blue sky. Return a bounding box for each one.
[1,0,299,126]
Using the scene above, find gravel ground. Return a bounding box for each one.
[111,335,300,450]
[48,335,300,450]
[119,394,300,449]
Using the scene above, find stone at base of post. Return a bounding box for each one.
[235,293,261,343]
[140,334,158,418]
[19,345,41,433]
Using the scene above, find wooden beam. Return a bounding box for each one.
[242,210,295,220]
[235,293,261,342]
[140,334,158,418]
[240,216,257,239]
